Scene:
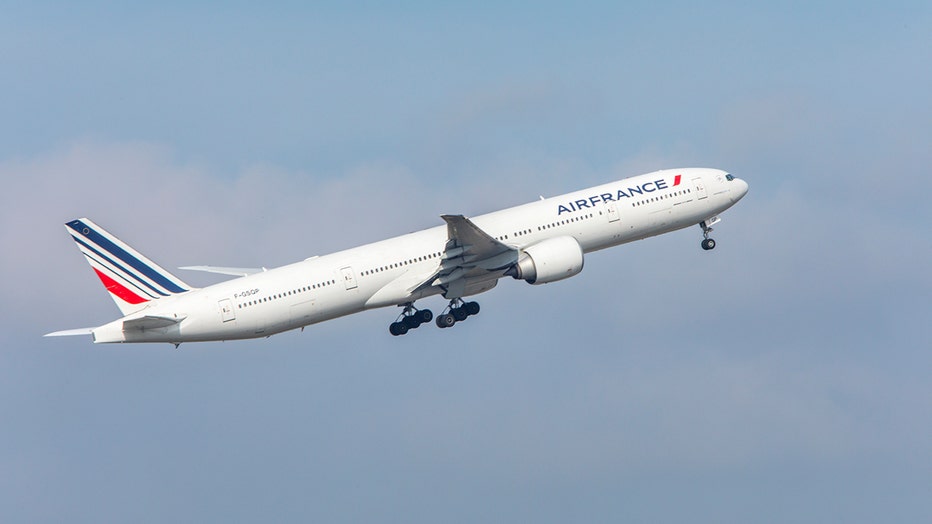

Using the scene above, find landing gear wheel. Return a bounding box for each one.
[436,313,456,328]
[390,303,433,336]
[699,219,719,251]
[418,309,433,323]
[452,307,468,321]
[435,298,481,330]
[389,321,409,336]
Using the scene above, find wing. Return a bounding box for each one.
[366,215,518,307]
[440,214,518,268]
[419,215,519,297]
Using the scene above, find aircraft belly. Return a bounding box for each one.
[289,299,318,328]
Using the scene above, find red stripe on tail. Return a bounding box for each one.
[93,268,149,305]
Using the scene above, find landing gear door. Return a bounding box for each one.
[218,298,236,322]
[692,177,708,200]
[340,266,358,290]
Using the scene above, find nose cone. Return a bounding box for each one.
[733,178,749,202]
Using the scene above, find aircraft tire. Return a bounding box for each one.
[403,315,421,329]
[701,238,716,250]
[452,307,468,321]
[418,309,434,323]
[436,314,456,328]
[465,302,480,316]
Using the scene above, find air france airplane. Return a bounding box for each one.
[46,168,748,345]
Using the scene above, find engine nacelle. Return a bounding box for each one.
[506,236,584,285]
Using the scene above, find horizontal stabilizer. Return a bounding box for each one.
[179,265,264,277]
[44,327,95,337]
[123,315,186,331]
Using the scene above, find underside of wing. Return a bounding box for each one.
[414,215,519,298]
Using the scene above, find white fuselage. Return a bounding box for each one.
[91,168,748,343]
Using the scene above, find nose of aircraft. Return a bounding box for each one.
[733,177,749,201]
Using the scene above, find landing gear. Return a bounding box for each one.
[388,299,480,335]
[435,298,480,329]
[389,303,433,336]
[699,219,717,251]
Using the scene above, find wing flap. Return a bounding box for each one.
[410,215,520,298]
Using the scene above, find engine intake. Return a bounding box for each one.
[506,236,584,284]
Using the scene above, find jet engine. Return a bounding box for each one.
[505,236,584,284]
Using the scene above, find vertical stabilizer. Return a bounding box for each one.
[65,218,194,315]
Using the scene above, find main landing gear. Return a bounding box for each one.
[388,299,481,335]
[700,219,717,251]
[435,298,480,329]
[389,303,433,336]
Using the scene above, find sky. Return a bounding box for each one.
[1,2,930,522]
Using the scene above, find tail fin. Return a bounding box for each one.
[65,218,194,316]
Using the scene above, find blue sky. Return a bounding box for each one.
[1,2,929,523]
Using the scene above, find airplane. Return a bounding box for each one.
[46,167,748,346]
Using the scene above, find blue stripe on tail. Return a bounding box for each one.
[73,237,163,299]
[66,220,188,294]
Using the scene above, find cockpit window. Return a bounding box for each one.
[725,174,735,181]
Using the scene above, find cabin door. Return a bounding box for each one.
[605,203,620,223]
[340,266,358,290]
[218,299,236,322]
[691,177,708,200]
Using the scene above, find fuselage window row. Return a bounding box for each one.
[239,280,335,308]
[631,188,692,207]
[361,251,443,278]
[536,212,594,231]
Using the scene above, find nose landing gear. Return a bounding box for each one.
[699,218,718,251]
[389,303,434,336]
